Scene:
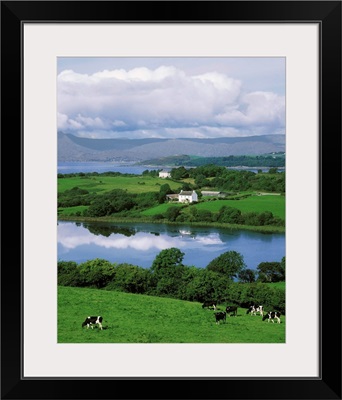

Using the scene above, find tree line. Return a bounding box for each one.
[167,164,285,192]
[58,249,285,314]
[140,154,285,168]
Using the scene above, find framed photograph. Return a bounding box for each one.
[1,1,341,399]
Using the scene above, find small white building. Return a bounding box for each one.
[201,191,221,197]
[166,193,179,202]
[178,190,198,203]
[201,191,227,198]
[159,170,171,179]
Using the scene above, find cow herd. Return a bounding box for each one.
[81,304,282,331]
[202,302,282,325]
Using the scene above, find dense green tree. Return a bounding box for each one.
[165,206,181,221]
[257,211,274,226]
[151,213,165,221]
[85,189,137,217]
[206,250,246,280]
[136,191,159,209]
[171,166,189,180]
[158,183,173,203]
[181,182,193,191]
[150,248,186,297]
[182,268,228,302]
[58,260,78,274]
[189,208,213,222]
[57,261,82,287]
[151,248,185,273]
[194,174,210,188]
[77,258,116,288]
[189,164,226,178]
[109,196,136,213]
[256,261,285,283]
[217,206,242,224]
[86,199,113,217]
[105,263,151,294]
[238,268,256,283]
[57,186,93,208]
[175,266,200,300]
[189,207,199,221]
[224,282,285,313]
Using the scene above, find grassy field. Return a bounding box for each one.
[194,196,285,219]
[58,286,285,344]
[58,175,181,194]
[142,195,285,220]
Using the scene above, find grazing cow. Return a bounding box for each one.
[82,316,103,330]
[226,305,238,316]
[214,311,226,324]
[263,311,281,323]
[246,305,264,316]
[202,300,217,310]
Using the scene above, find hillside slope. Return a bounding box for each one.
[58,132,286,162]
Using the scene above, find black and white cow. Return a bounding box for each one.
[202,300,217,310]
[246,305,264,317]
[226,305,238,316]
[214,311,226,324]
[262,311,281,323]
[82,316,103,330]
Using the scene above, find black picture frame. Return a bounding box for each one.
[1,1,341,399]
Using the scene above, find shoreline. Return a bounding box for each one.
[57,215,285,234]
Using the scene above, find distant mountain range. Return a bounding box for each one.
[58,132,286,162]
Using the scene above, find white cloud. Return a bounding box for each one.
[58,225,224,252]
[215,91,285,129]
[58,225,182,251]
[57,66,285,138]
[196,233,224,245]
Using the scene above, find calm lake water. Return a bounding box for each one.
[58,162,151,175]
[57,220,285,270]
[57,162,282,175]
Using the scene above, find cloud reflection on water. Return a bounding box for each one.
[57,223,223,252]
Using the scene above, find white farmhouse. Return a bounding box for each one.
[159,170,171,179]
[178,190,198,203]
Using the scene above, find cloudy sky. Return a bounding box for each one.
[57,57,285,139]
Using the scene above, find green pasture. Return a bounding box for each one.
[58,175,181,195]
[194,195,285,219]
[141,195,285,220]
[58,286,285,344]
